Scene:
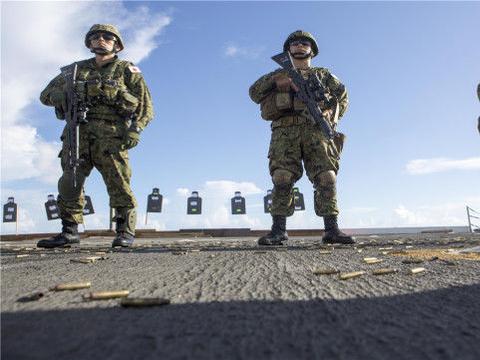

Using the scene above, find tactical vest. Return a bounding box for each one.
[75,59,139,122]
[260,68,329,121]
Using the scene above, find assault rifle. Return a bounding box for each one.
[60,63,88,188]
[271,52,336,140]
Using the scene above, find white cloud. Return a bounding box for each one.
[142,218,167,231]
[3,187,479,234]
[287,211,323,229]
[1,1,171,184]
[391,200,480,227]
[223,43,264,59]
[199,180,264,229]
[82,212,110,231]
[340,198,480,229]
[204,180,262,196]
[225,45,239,57]
[406,157,480,175]
[1,126,61,184]
[394,204,420,225]
[167,180,267,230]
[344,206,378,214]
[118,6,171,64]
[176,188,190,197]
[0,189,59,234]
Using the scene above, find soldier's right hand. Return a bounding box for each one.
[123,130,140,150]
[273,74,299,93]
[50,89,67,108]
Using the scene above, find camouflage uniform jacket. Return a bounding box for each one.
[40,56,154,139]
[249,67,348,122]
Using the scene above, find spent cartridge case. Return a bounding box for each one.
[70,256,106,264]
[339,271,366,280]
[373,268,398,276]
[51,282,92,291]
[313,268,340,275]
[84,290,129,300]
[364,258,383,264]
[120,297,170,307]
[410,267,426,274]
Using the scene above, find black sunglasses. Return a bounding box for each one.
[290,40,311,47]
[89,32,116,42]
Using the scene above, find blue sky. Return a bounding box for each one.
[1,1,479,234]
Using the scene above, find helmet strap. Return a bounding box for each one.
[290,49,312,60]
[89,40,118,55]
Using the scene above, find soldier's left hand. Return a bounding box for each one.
[322,109,334,122]
[123,130,140,150]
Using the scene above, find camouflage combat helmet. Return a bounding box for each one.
[283,30,319,57]
[85,24,124,52]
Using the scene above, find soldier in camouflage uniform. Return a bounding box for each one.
[37,24,154,248]
[249,30,354,245]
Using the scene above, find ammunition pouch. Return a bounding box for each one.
[260,91,330,121]
[116,88,139,116]
[86,78,119,105]
[86,76,103,98]
[293,97,307,112]
[260,92,294,121]
[102,79,120,105]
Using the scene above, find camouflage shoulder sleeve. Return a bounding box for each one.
[316,67,349,119]
[249,69,282,104]
[39,73,65,106]
[123,62,154,131]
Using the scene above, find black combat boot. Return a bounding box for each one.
[37,219,80,248]
[322,215,355,244]
[258,215,289,246]
[112,231,135,248]
[111,209,135,248]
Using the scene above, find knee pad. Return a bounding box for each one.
[315,170,336,188]
[272,169,295,187]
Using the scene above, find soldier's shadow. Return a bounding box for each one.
[3,283,480,360]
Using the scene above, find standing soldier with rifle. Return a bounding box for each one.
[37,24,154,248]
[249,30,354,245]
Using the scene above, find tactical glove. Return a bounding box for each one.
[322,109,334,123]
[123,129,140,150]
[50,89,67,109]
[272,74,299,93]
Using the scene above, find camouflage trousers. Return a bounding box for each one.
[57,131,137,232]
[268,116,343,217]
